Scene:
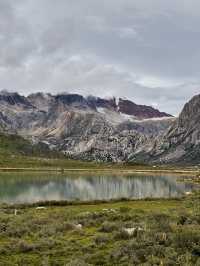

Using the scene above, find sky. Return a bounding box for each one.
[0,0,200,115]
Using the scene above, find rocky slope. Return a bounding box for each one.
[0,90,180,163]
[129,94,200,165]
[154,94,200,164]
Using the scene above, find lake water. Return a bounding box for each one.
[0,172,196,204]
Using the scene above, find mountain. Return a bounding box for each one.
[129,94,200,165]
[118,98,171,119]
[0,90,178,163]
[0,91,33,108]
[0,91,199,165]
[153,94,200,164]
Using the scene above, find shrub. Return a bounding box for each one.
[119,206,131,213]
[154,232,169,245]
[18,240,37,253]
[94,234,109,245]
[114,229,132,240]
[87,252,108,265]
[66,258,91,266]
[5,224,30,238]
[150,213,172,232]
[99,222,118,233]
[173,229,200,250]
[177,215,188,225]
[60,222,76,231]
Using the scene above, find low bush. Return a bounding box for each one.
[94,234,109,245]
[149,213,172,232]
[119,206,131,213]
[114,229,133,240]
[66,258,91,266]
[173,229,200,250]
[18,240,38,253]
[99,221,118,233]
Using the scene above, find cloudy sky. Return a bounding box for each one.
[0,0,200,115]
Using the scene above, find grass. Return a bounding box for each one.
[0,192,199,265]
[1,154,200,177]
[0,154,104,169]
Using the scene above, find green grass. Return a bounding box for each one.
[0,154,104,169]
[1,152,200,173]
[0,133,45,156]
[0,192,199,265]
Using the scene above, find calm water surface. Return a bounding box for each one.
[0,172,195,203]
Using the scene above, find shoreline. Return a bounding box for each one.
[1,196,184,209]
[0,167,199,175]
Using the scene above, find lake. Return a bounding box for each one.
[0,171,196,204]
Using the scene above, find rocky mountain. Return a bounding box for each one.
[153,94,200,164]
[118,98,171,119]
[0,90,185,163]
[129,94,200,165]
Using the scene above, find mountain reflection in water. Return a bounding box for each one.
[0,173,195,203]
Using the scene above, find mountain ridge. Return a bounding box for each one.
[27,92,172,118]
[0,90,199,165]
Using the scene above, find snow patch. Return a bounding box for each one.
[138,117,176,122]
[96,107,175,125]
[97,107,136,124]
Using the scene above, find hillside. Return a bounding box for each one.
[0,133,63,168]
[0,133,108,169]
[0,133,49,156]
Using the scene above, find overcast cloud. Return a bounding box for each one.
[0,0,200,115]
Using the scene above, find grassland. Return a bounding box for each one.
[0,141,200,176]
[0,192,199,265]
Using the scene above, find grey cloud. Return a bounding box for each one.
[0,0,200,115]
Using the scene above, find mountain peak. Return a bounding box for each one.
[87,96,117,111]
[118,98,172,119]
[0,91,172,119]
[0,90,33,108]
[178,93,200,125]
